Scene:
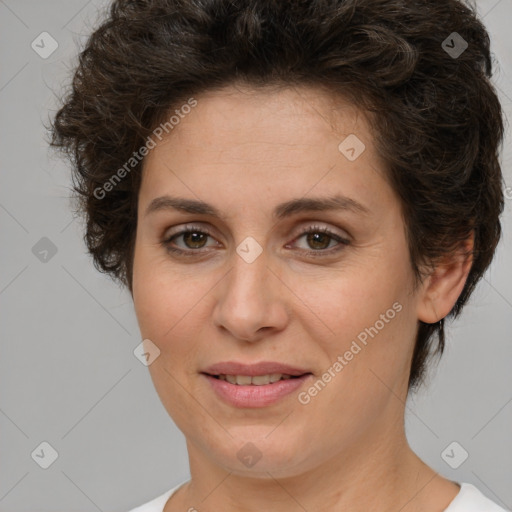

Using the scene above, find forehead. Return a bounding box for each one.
[169,83,372,147]
[139,83,393,217]
[142,84,380,167]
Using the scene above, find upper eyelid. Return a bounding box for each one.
[163,222,347,239]
[163,223,215,240]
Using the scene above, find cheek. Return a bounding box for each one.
[132,260,204,407]
[132,245,175,344]
[132,250,212,364]
[294,264,403,337]
[133,272,185,343]
[299,260,416,387]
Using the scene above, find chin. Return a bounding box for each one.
[208,432,312,477]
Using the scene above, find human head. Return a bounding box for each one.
[51,0,505,393]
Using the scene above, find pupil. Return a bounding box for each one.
[307,232,329,250]
[185,232,206,248]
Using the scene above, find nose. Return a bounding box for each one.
[212,245,289,342]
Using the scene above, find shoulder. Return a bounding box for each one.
[125,482,186,512]
[445,483,510,512]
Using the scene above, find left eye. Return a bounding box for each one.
[291,226,348,252]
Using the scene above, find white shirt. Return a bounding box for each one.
[127,481,510,512]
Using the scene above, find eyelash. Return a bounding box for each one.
[161,224,350,258]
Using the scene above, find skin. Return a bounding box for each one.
[131,83,473,512]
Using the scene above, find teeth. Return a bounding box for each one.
[225,374,237,385]
[236,375,252,385]
[217,373,293,385]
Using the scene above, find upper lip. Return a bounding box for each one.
[202,361,312,377]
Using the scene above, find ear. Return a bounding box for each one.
[416,231,474,324]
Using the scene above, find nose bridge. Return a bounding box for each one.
[227,244,271,311]
[213,241,286,340]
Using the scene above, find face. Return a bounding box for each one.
[131,84,428,478]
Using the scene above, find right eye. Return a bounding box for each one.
[161,225,220,256]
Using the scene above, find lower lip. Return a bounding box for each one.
[202,373,313,408]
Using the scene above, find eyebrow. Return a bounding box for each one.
[144,194,371,220]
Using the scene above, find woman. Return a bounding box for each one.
[51,0,509,510]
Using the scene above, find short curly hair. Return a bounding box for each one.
[50,0,505,392]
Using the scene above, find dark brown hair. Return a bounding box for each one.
[50,0,505,392]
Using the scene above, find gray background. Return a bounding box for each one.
[0,1,511,511]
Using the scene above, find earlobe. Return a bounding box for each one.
[417,232,474,324]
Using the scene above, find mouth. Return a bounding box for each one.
[201,371,314,408]
[204,373,311,385]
